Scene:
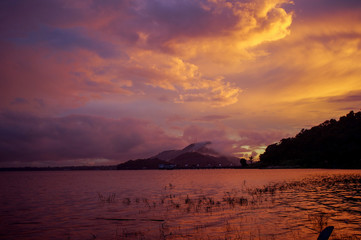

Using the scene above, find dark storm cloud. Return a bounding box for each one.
[0,111,182,164]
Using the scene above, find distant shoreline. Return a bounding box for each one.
[0,166,117,171]
[1,165,358,171]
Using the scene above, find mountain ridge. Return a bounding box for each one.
[151,141,217,161]
[260,110,361,168]
[117,142,239,170]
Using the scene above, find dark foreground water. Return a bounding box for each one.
[1,169,361,239]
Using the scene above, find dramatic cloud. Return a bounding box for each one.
[181,124,289,158]
[0,0,294,111]
[15,26,122,58]
[0,112,184,167]
[1,0,360,166]
[224,0,361,126]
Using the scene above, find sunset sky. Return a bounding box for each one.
[1,0,361,167]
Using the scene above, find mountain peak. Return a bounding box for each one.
[152,141,216,161]
[118,141,241,169]
[182,141,212,152]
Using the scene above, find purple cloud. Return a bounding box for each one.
[0,111,183,166]
[327,91,361,103]
[10,97,28,105]
[238,129,290,147]
[195,115,230,122]
[293,0,361,17]
[12,26,123,58]
[141,0,238,39]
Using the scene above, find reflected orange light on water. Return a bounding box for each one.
[2,169,361,239]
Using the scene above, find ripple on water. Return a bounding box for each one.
[1,169,361,239]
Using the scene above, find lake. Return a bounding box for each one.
[1,169,361,239]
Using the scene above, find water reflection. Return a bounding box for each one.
[1,170,361,239]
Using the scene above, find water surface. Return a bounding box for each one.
[1,169,361,239]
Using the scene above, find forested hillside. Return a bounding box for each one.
[260,111,361,168]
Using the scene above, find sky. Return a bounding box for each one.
[1,0,361,167]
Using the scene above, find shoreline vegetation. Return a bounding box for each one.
[1,110,360,171]
[1,165,359,172]
[96,173,361,239]
[260,110,361,168]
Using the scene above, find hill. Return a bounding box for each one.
[260,111,361,168]
[117,142,238,169]
[151,141,217,161]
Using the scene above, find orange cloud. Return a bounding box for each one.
[116,0,294,107]
[124,51,242,107]
[162,0,294,74]
[0,43,133,114]
[2,0,361,166]
[1,0,294,110]
[225,8,361,127]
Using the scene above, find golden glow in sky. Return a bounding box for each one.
[1,0,361,167]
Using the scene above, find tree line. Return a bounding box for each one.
[260,111,361,168]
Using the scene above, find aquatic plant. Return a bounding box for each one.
[309,213,331,233]
[97,192,116,203]
[122,197,131,205]
[100,174,361,239]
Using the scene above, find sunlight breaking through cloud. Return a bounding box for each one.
[1,0,361,165]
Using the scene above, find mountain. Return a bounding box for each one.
[151,141,217,161]
[117,141,239,169]
[260,110,361,168]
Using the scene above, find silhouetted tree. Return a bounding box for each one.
[249,156,254,165]
[260,110,361,168]
[240,158,248,167]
